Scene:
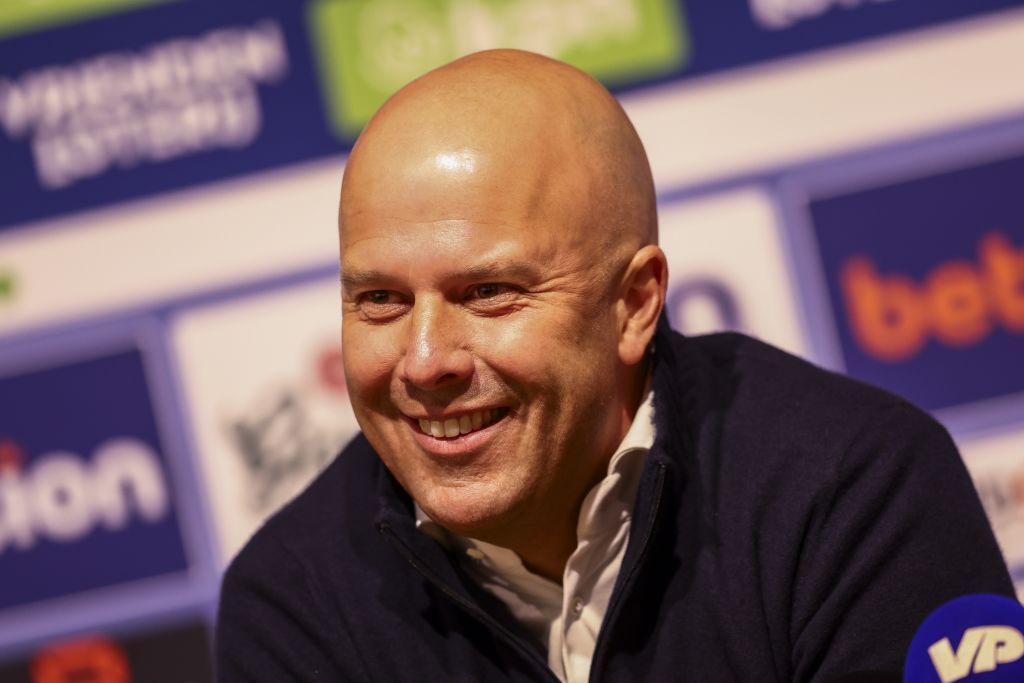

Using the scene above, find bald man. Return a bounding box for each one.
[217,51,1012,682]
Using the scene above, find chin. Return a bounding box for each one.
[416,482,522,539]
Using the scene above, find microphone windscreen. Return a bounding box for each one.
[903,593,1024,682]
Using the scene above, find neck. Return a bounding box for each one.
[509,516,580,584]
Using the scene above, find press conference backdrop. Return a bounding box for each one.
[2,0,1023,675]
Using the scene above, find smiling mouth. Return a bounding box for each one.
[416,408,509,439]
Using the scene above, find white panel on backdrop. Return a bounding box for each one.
[0,158,342,337]
[170,279,358,565]
[960,429,1024,600]
[626,9,1024,189]
[659,188,806,358]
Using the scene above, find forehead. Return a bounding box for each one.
[343,136,579,220]
[341,145,594,274]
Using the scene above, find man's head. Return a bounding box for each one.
[339,50,666,573]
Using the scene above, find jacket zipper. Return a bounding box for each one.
[379,523,562,683]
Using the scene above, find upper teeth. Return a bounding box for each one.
[419,409,497,438]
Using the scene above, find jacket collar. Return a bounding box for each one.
[649,312,699,472]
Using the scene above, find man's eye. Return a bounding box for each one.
[363,290,393,305]
[464,284,521,313]
[354,290,408,321]
[468,284,512,300]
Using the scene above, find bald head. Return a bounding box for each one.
[341,49,657,262]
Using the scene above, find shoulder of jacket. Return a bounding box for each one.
[226,433,383,578]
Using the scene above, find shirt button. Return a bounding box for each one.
[466,548,485,561]
[571,596,584,616]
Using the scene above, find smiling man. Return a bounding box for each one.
[217,51,1013,682]
[335,49,662,591]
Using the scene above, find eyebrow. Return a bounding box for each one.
[340,270,393,290]
[461,260,543,282]
[340,260,544,290]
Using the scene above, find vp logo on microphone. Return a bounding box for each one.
[930,626,1023,682]
[905,594,1024,682]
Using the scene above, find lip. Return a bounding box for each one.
[404,409,511,458]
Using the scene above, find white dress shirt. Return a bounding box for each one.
[416,389,655,683]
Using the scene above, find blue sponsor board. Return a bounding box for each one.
[678,0,1020,77]
[0,0,1019,231]
[808,153,1024,413]
[0,346,189,611]
[0,0,338,230]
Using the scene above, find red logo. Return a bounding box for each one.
[0,438,23,473]
[317,345,347,395]
[31,637,131,683]
[840,232,1024,361]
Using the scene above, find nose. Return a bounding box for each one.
[398,297,474,390]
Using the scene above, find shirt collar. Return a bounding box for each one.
[606,383,655,476]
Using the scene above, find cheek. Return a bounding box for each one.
[342,324,400,404]
[469,315,561,391]
[474,308,615,397]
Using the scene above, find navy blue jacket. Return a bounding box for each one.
[217,322,1013,681]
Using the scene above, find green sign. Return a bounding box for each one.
[0,271,14,303]
[307,0,690,141]
[0,0,174,39]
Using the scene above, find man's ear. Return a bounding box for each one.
[617,245,669,365]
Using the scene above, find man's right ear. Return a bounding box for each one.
[617,245,668,366]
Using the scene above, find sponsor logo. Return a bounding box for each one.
[658,189,807,355]
[171,281,361,560]
[30,637,130,683]
[0,269,14,303]
[0,20,288,189]
[840,232,1024,362]
[227,343,348,514]
[666,276,743,334]
[904,594,1024,683]
[809,153,1024,413]
[306,0,689,139]
[0,622,213,682]
[0,347,188,610]
[749,0,896,31]
[928,626,1024,683]
[0,437,169,556]
[960,433,1024,600]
